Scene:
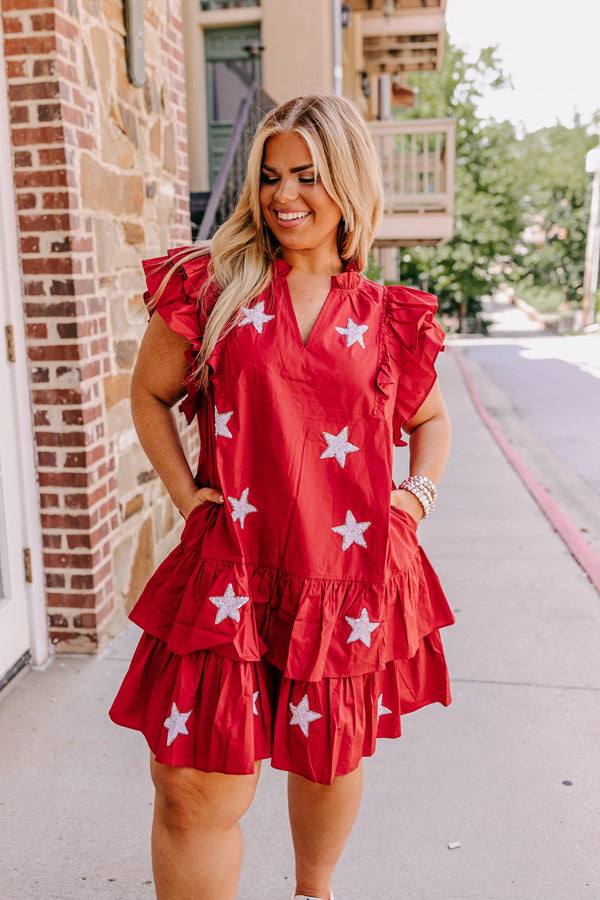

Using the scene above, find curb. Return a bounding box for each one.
[451,348,600,596]
[509,294,582,334]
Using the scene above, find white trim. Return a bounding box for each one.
[0,29,49,666]
[183,0,209,191]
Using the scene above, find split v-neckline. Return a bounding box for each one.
[282,277,334,349]
[273,257,362,351]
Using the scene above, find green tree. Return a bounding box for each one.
[512,119,597,305]
[395,38,523,328]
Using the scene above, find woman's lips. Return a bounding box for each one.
[273,210,312,228]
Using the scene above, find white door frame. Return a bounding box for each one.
[0,27,48,671]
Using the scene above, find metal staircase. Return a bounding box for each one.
[191,82,276,241]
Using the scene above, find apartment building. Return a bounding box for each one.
[186,1,455,267]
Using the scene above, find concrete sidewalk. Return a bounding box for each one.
[2,350,600,900]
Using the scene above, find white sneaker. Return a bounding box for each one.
[290,893,334,900]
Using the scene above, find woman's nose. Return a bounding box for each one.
[273,176,298,203]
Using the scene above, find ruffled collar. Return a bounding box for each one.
[272,257,362,292]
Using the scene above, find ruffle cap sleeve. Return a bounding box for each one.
[142,247,215,423]
[142,247,213,350]
[376,284,445,446]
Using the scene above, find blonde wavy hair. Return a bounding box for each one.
[152,93,383,392]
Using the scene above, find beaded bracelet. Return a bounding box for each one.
[397,475,437,518]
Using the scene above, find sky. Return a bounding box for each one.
[445,0,600,134]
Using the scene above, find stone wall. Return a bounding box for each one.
[2,0,195,651]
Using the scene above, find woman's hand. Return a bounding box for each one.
[180,486,224,520]
[390,488,423,526]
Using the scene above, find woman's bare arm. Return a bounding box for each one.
[390,379,451,523]
[131,313,222,518]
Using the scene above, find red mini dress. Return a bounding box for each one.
[109,248,454,785]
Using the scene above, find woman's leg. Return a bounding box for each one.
[150,753,261,900]
[288,761,363,899]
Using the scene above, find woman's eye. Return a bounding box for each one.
[260,173,318,185]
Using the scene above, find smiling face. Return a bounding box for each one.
[259,131,343,266]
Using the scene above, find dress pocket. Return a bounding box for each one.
[389,505,418,531]
[387,505,419,571]
[181,499,244,562]
[181,500,216,542]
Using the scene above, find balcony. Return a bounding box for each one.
[369,118,456,246]
[347,0,446,75]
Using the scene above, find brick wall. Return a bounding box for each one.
[2,0,194,652]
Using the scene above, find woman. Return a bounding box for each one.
[110,94,453,900]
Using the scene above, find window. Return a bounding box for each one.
[210,59,255,122]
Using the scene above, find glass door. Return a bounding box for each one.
[204,24,262,186]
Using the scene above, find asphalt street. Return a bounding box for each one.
[459,293,600,496]
[454,294,600,560]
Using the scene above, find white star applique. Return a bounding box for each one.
[320,426,359,468]
[345,607,380,647]
[377,693,392,718]
[289,694,322,737]
[238,300,275,334]
[332,510,371,550]
[253,690,260,716]
[228,487,257,527]
[214,405,233,438]
[335,317,368,348]
[163,702,192,746]
[209,583,249,624]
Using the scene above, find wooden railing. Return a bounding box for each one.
[368,118,456,215]
[197,82,275,241]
